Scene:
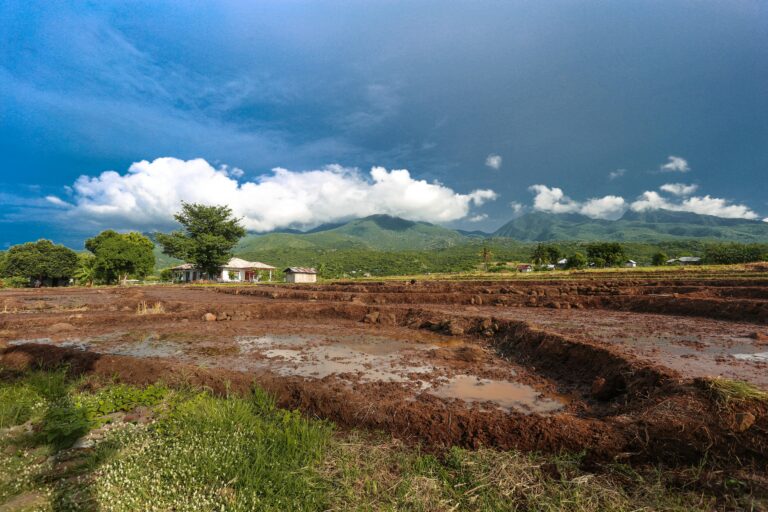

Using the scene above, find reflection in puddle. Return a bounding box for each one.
[427,375,564,414]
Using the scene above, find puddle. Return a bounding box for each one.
[733,352,768,363]
[427,375,565,414]
[259,336,435,383]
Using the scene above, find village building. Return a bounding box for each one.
[517,264,533,273]
[284,267,318,283]
[171,258,276,282]
[666,256,703,265]
[624,260,637,268]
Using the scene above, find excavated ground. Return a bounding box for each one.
[1,277,767,470]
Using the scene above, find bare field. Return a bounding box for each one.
[1,275,767,470]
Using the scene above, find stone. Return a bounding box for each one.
[363,311,380,324]
[72,437,95,450]
[734,412,756,432]
[591,376,608,398]
[48,322,75,333]
[202,313,217,322]
[750,332,768,345]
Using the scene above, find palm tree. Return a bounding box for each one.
[74,254,97,287]
[480,246,492,272]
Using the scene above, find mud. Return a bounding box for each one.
[1,277,767,469]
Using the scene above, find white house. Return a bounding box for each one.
[284,267,318,283]
[624,260,637,268]
[171,258,276,282]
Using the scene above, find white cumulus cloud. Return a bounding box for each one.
[630,191,758,219]
[58,157,498,231]
[659,155,690,173]
[468,214,488,222]
[659,183,698,196]
[509,201,524,214]
[485,154,502,170]
[528,185,626,220]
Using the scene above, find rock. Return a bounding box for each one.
[750,332,768,345]
[48,322,75,333]
[479,318,492,330]
[447,322,464,336]
[125,406,153,424]
[72,437,95,450]
[363,311,380,324]
[734,412,756,432]
[216,312,231,321]
[202,313,217,322]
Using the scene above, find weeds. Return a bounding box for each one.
[135,301,165,315]
[0,369,763,511]
[706,377,768,405]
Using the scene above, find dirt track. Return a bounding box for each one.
[1,276,767,469]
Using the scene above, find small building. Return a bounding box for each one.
[624,260,637,268]
[171,258,276,282]
[556,258,568,267]
[284,267,318,283]
[517,264,533,273]
[666,256,702,265]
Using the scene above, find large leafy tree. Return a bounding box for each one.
[156,202,246,277]
[85,230,155,284]
[586,242,627,267]
[530,243,563,265]
[1,240,78,285]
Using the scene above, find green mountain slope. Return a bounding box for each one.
[492,210,768,242]
[237,215,466,253]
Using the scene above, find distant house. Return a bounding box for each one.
[624,260,637,268]
[284,267,318,283]
[171,257,276,282]
[556,258,568,267]
[517,264,533,273]
[666,256,702,265]
[544,264,556,270]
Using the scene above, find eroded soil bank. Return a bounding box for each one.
[1,278,766,471]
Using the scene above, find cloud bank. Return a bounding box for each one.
[49,157,497,231]
[528,185,627,220]
[528,183,759,220]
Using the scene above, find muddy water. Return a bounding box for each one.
[427,375,564,414]
[8,331,565,414]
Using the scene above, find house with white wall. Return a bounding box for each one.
[171,258,276,282]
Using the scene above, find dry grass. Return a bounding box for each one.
[135,301,165,315]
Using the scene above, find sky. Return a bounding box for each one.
[1,0,767,247]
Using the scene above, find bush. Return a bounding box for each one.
[1,276,30,288]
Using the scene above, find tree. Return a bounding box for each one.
[586,242,626,267]
[530,244,563,265]
[85,230,155,285]
[651,252,668,266]
[564,252,587,270]
[480,246,493,271]
[156,202,246,277]
[74,253,97,286]
[1,239,78,285]
[704,242,767,264]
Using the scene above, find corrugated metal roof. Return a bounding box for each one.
[284,267,317,274]
[223,257,276,270]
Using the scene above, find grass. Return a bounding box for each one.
[706,377,768,405]
[0,368,763,511]
[135,301,165,315]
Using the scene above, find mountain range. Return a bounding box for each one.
[233,210,768,254]
[151,210,768,269]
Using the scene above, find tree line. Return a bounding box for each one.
[1,204,768,286]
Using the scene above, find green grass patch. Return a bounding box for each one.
[706,377,768,405]
[1,369,765,511]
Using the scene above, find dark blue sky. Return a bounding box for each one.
[2,1,767,247]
